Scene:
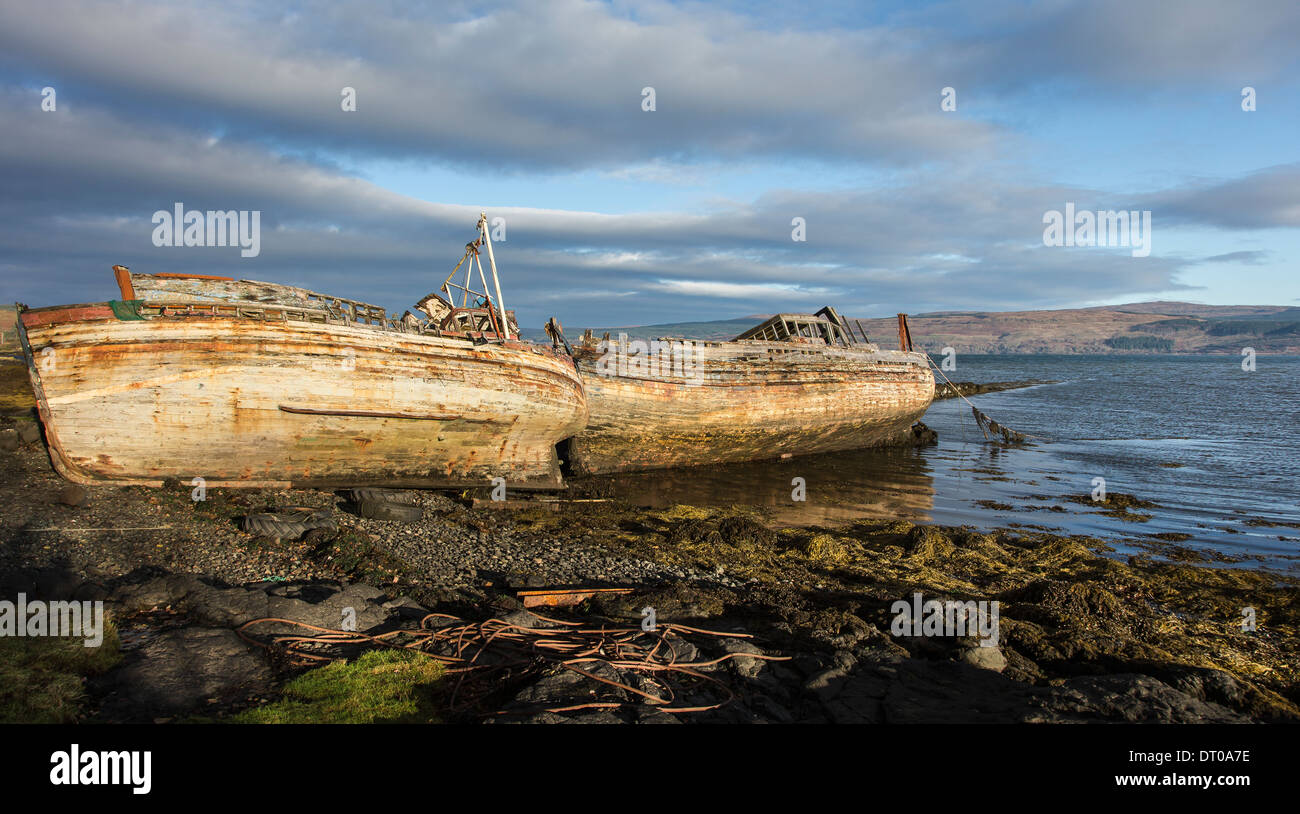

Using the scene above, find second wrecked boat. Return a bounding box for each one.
[562,308,935,475]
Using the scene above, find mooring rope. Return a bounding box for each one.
[924,353,1045,443]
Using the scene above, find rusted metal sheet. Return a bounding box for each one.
[20,305,588,489]
[566,314,935,475]
[518,587,634,608]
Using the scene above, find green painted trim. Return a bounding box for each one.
[108,300,144,321]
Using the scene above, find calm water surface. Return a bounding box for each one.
[584,355,1300,572]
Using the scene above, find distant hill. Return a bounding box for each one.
[520,317,765,344]
[554,301,1300,354]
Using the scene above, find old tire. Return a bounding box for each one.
[355,498,422,523]
[242,507,335,539]
[349,487,405,504]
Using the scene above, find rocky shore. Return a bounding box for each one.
[933,380,1057,400]
[2,419,1296,724]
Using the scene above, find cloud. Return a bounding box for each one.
[0,0,997,170]
[1143,165,1300,230]
[1,1,1298,328]
[0,84,1201,325]
[1196,250,1270,265]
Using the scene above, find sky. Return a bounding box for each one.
[1,0,1298,330]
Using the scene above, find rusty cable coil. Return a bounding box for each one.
[236,611,790,717]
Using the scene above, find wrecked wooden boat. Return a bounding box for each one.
[17,215,587,489]
[563,308,934,475]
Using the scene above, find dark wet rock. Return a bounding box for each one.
[824,687,887,724]
[791,653,826,677]
[868,421,937,448]
[560,710,628,724]
[98,626,272,719]
[747,693,796,722]
[263,582,388,634]
[16,422,41,444]
[1147,665,1244,708]
[186,584,272,628]
[959,644,1008,672]
[852,636,910,665]
[718,637,766,678]
[0,428,17,451]
[382,595,431,620]
[661,634,699,665]
[0,565,97,602]
[804,666,851,700]
[110,573,389,633]
[491,711,571,725]
[112,572,210,611]
[934,380,1054,400]
[498,608,559,629]
[596,583,729,622]
[1042,675,1247,723]
[508,664,624,710]
[635,707,684,724]
[57,484,88,507]
[874,658,1247,724]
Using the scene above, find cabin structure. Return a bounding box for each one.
[734,306,873,346]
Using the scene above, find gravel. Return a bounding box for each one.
[0,443,729,593]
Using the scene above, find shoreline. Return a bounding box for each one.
[932,379,1058,400]
[1,435,1296,724]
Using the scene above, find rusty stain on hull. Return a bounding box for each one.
[19,305,588,489]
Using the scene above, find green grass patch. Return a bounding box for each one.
[0,621,122,723]
[233,649,445,724]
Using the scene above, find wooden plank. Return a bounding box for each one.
[112,265,136,300]
[278,404,512,424]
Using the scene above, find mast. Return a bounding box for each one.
[478,212,511,339]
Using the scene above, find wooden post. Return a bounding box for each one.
[112,265,135,300]
[896,313,913,352]
[854,319,870,343]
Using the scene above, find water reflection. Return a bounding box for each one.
[569,355,1300,573]
[576,446,937,527]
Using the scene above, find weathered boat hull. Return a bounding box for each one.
[566,340,934,475]
[19,305,587,489]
